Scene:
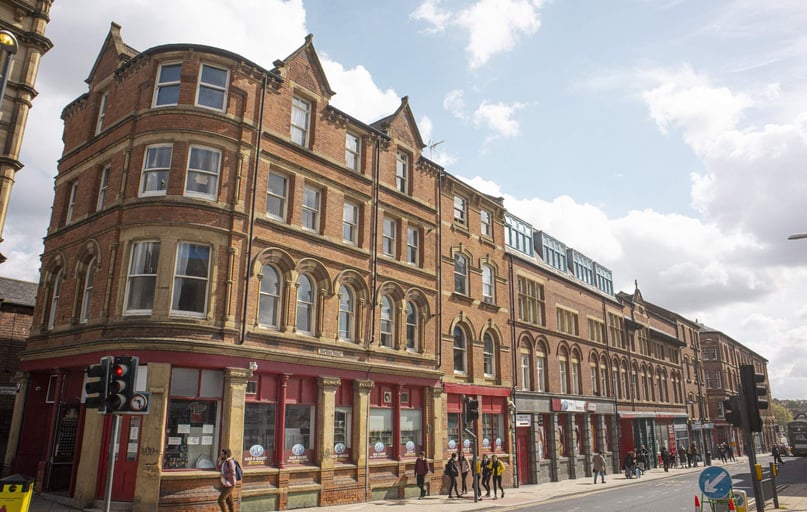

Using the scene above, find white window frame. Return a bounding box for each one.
[453,195,466,225]
[395,150,408,193]
[79,258,96,324]
[454,253,468,295]
[195,63,229,111]
[153,62,182,107]
[96,165,110,211]
[95,91,108,135]
[536,352,546,392]
[66,182,78,225]
[296,274,316,335]
[47,270,63,329]
[302,185,321,232]
[291,96,311,146]
[125,241,160,315]
[380,295,394,348]
[520,351,531,390]
[184,145,221,200]
[480,209,491,237]
[482,264,495,304]
[382,217,396,257]
[483,332,495,378]
[139,144,173,197]
[258,264,281,328]
[342,201,358,244]
[267,171,288,220]
[338,285,355,341]
[346,132,360,171]
[170,242,211,318]
[406,226,419,265]
[405,301,418,351]
[453,326,467,374]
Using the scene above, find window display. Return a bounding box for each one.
[243,403,275,467]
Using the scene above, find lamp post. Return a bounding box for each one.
[0,30,18,105]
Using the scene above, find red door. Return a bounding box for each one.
[111,415,142,501]
[516,427,531,485]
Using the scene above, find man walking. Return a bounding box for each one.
[414,451,430,499]
[446,453,460,498]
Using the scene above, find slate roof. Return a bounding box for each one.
[0,276,37,307]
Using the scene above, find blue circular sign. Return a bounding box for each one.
[699,466,732,499]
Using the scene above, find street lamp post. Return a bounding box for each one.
[0,30,18,106]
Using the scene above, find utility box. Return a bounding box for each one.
[0,474,34,512]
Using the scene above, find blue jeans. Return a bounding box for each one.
[594,471,606,483]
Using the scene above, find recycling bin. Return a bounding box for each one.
[0,474,34,512]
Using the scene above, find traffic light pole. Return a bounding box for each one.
[103,414,122,512]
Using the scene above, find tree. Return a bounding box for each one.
[772,400,793,429]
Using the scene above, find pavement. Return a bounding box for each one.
[24,456,807,511]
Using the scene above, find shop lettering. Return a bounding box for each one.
[140,446,162,457]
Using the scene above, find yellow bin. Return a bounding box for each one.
[0,474,34,512]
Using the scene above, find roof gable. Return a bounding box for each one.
[371,96,425,150]
[274,34,335,99]
[85,22,139,87]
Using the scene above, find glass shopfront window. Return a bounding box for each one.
[369,408,393,459]
[163,368,223,470]
[447,412,460,454]
[400,409,422,457]
[243,403,275,467]
[284,404,314,465]
[334,407,352,463]
[481,413,505,453]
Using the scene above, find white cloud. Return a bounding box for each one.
[443,89,466,120]
[411,0,545,70]
[472,101,525,140]
[322,60,401,123]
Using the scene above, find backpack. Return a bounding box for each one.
[234,460,243,481]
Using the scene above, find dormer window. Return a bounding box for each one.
[291,96,311,146]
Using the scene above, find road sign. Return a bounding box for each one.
[699,466,732,500]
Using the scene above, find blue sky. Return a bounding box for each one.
[2,0,806,399]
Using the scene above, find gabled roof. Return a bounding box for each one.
[370,96,425,149]
[85,22,139,85]
[0,277,37,307]
[273,33,335,99]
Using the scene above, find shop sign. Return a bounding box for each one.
[516,414,531,426]
[552,399,588,412]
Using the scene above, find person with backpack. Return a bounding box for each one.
[445,453,460,498]
[480,454,492,497]
[414,451,431,499]
[217,448,237,512]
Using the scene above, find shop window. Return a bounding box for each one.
[400,409,422,457]
[163,368,223,470]
[447,412,461,455]
[333,407,352,463]
[369,407,393,459]
[243,403,275,467]
[284,404,314,465]
[481,413,504,453]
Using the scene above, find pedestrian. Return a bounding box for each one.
[489,454,505,499]
[216,448,237,512]
[660,447,670,472]
[772,444,785,465]
[689,444,700,468]
[414,451,430,499]
[727,443,735,462]
[622,450,635,479]
[460,453,470,494]
[481,453,492,497]
[446,453,460,498]
[718,443,727,463]
[592,450,607,483]
[474,456,483,499]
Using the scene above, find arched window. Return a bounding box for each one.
[453,325,467,374]
[405,301,418,350]
[520,342,532,391]
[483,332,495,377]
[454,253,468,295]
[571,354,581,394]
[338,285,354,341]
[79,258,96,324]
[380,295,394,347]
[259,264,281,328]
[481,264,494,303]
[536,343,547,392]
[559,350,569,394]
[296,274,315,334]
[47,269,63,329]
[599,360,609,397]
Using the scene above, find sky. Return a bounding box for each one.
[1,0,806,399]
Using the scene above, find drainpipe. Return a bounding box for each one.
[368,138,381,347]
[507,252,519,486]
[239,72,268,344]
[436,170,443,368]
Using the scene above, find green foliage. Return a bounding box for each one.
[771,400,793,428]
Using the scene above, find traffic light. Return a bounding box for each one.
[465,396,479,423]
[84,356,112,413]
[723,396,743,427]
[108,356,139,412]
[741,364,769,433]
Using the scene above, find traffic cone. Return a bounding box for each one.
[694,495,701,512]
